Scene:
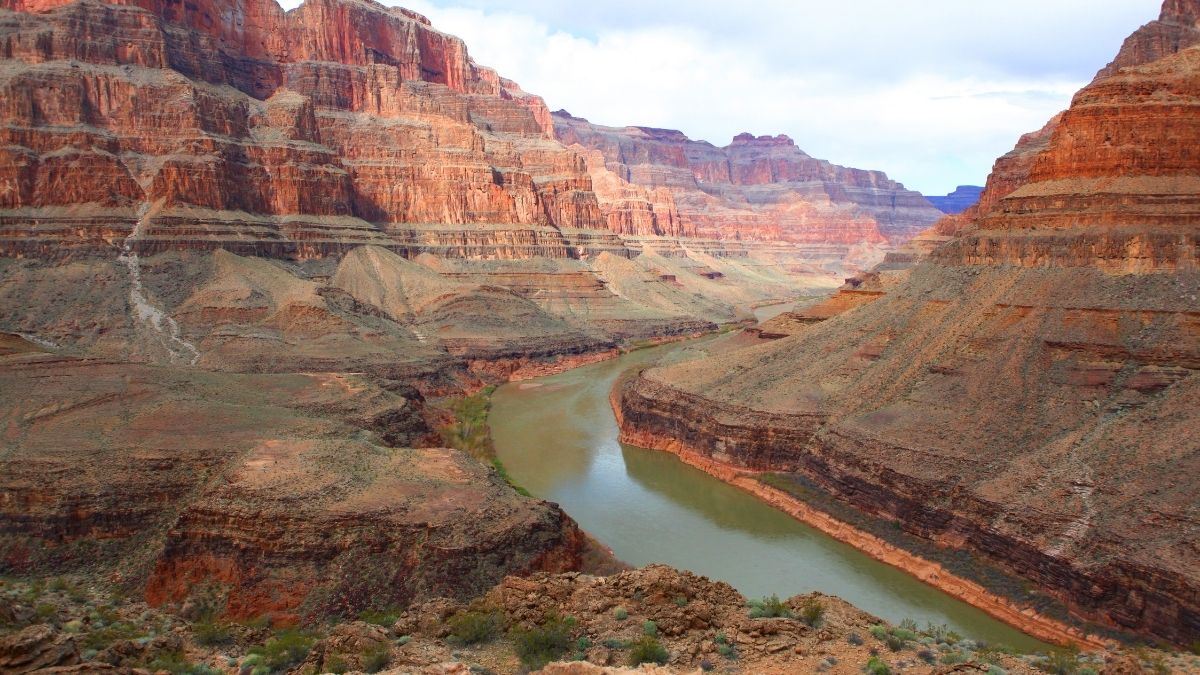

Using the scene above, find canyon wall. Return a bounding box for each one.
[553,112,943,247]
[617,1,1200,646]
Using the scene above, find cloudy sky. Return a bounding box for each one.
[299,0,1162,195]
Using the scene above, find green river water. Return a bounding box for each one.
[490,337,1052,652]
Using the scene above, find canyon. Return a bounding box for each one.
[0,0,1197,671]
[617,0,1200,649]
[0,0,940,639]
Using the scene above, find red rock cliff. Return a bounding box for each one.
[0,0,610,259]
[554,112,943,246]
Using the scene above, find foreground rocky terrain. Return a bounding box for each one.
[617,0,1200,648]
[6,565,1194,675]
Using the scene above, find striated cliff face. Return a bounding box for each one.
[0,0,610,260]
[553,112,943,247]
[617,1,1200,646]
[1098,0,1200,78]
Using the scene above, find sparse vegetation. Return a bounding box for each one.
[799,597,825,627]
[361,643,392,673]
[247,629,315,673]
[1035,649,1083,675]
[510,613,577,670]
[358,607,400,627]
[193,618,233,646]
[446,608,504,645]
[747,594,791,619]
[440,390,495,460]
[628,635,669,666]
[865,656,892,675]
[643,619,658,636]
[613,606,628,621]
[848,632,864,646]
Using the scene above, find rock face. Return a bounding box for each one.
[616,1,1200,646]
[0,0,610,259]
[0,341,584,622]
[553,112,943,246]
[926,186,983,214]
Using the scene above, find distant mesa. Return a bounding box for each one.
[926,185,983,214]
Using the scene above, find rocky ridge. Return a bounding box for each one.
[616,0,1200,646]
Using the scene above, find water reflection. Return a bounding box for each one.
[490,340,1051,652]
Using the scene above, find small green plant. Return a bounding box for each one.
[941,651,969,665]
[628,635,669,667]
[602,638,630,650]
[247,629,315,673]
[396,635,412,646]
[361,644,391,673]
[869,625,889,641]
[799,597,825,627]
[747,594,791,619]
[49,577,70,592]
[1036,649,1082,675]
[917,648,936,664]
[613,606,628,621]
[143,649,219,675]
[673,596,688,607]
[358,607,400,627]
[446,609,504,645]
[510,614,576,670]
[885,634,908,652]
[242,615,272,630]
[642,620,658,637]
[865,656,891,675]
[324,654,350,675]
[193,619,233,647]
[715,631,736,658]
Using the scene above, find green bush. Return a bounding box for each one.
[143,650,220,675]
[361,644,391,673]
[628,635,669,667]
[747,594,791,619]
[848,633,864,646]
[509,614,576,670]
[247,630,315,673]
[193,619,232,647]
[865,656,892,675]
[601,638,630,650]
[1036,650,1081,675]
[869,625,889,641]
[358,608,400,627]
[673,596,688,607]
[446,609,503,645]
[941,651,968,665]
[642,620,658,637]
[799,597,825,627]
[613,607,628,621]
[885,634,908,652]
[324,655,349,675]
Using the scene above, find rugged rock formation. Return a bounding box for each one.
[926,186,983,214]
[0,341,584,621]
[617,2,1200,646]
[1098,0,1200,78]
[553,113,943,247]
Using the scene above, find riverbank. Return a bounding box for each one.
[609,385,1108,651]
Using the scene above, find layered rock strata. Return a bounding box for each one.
[553,113,943,247]
[617,2,1200,646]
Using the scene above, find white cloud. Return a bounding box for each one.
[279,0,1164,195]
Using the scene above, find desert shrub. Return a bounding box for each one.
[361,644,391,673]
[848,632,864,646]
[395,635,412,646]
[602,638,630,650]
[143,649,220,675]
[869,625,889,641]
[358,608,400,627]
[987,667,1008,675]
[717,643,737,659]
[700,659,715,672]
[82,621,143,651]
[49,578,70,592]
[247,629,315,673]
[324,655,349,674]
[799,597,825,627]
[865,656,891,675]
[941,651,969,665]
[193,619,233,647]
[747,594,791,619]
[613,606,628,621]
[446,609,503,645]
[1036,650,1082,675]
[885,634,908,652]
[917,648,937,664]
[628,635,669,667]
[673,596,688,607]
[642,620,658,637]
[510,614,576,670]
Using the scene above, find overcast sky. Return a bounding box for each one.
[288,0,1163,195]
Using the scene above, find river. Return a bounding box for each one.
[490,337,1052,652]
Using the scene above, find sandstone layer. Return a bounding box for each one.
[617,2,1200,646]
[554,113,943,248]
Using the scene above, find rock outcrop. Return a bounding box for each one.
[616,1,1200,646]
[0,343,585,621]
[553,113,943,247]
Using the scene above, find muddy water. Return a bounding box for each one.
[491,339,1051,652]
